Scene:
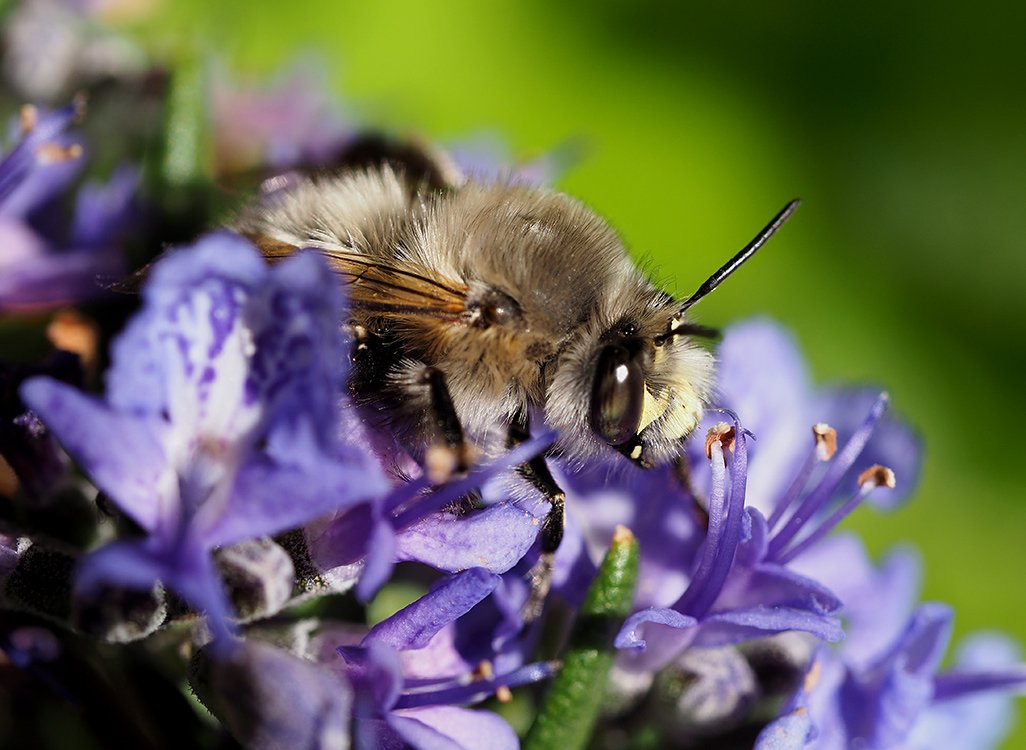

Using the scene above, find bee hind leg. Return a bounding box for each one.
[508,417,566,623]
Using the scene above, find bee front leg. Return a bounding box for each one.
[508,417,565,622]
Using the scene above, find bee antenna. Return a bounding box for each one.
[679,199,800,311]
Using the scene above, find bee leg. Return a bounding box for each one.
[418,366,474,483]
[674,454,709,530]
[352,338,473,484]
[508,418,566,622]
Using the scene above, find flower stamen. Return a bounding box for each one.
[705,422,736,460]
[813,423,838,461]
[393,660,559,709]
[857,464,896,490]
[767,393,888,559]
[767,423,837,532]
[673,422,749,618]
[775,464,896,565]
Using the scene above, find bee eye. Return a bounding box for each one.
[590,345,645,445]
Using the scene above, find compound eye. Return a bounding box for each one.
[590,345,645,445]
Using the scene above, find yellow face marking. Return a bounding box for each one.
[637,388,665,433]
[636,383,705,440]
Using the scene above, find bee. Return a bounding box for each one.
[230,138,798,612]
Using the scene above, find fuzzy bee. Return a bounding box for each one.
[230,139,798,612]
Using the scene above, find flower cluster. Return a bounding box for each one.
[0,8,1024,748]
[0,101,136,312]
[6,231,1023,747]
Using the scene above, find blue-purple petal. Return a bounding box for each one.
[69,165,140,248]
[339,641,404,713]
[839,603,953,747]
[20,377,168,532]
[206,639,353,750]
[393,706,519,750]
[692,607,844,649]
[75,540,167,596]
[875,602,953,678]
[386,713,467,750]
[106,233,268,418]
[0,103,83,212]
[203,454,387,548]
[0,219,121,310]
[907,635,1026,750]
[78,538,240,648]
[356,505,399,603]
[754,707,816,750]
[791,534,921,668]
[246,249,348,449]
[395,501,545,574]
[366,568,500,651]
[616,607,700,652]
[719,564,842,615]
[706,319,815,514]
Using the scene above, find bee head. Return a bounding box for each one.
[546,199,800,468]
[590,315,719,467]
[546,305,716,468]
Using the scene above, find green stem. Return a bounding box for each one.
[525,525,639,750]
[161,58,210,188]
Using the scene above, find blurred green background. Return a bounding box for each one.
[31,0,1026,743]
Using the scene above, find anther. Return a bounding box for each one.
[35,143,83,164]
[705,422,736,460]
[472,660,512,703]
[857,464,896,490]
[812,423,837,461]
[19,104,37,134]
[472,660,495,681]
[803,658,823,693]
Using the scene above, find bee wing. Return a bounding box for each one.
[253,236,469,322]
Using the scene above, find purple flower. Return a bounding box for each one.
[0,352,81,500]
[330,567,557,750]
[207,60,569,193]
[521,319,923,735]
[758,531,1026,749]
[210,62,353,176]
[201,638,354,750]
[20,233,388,648]
[0,102,134,311]
[306,430,554,602]
[757,543,1026,749]
[445,132,570,185]
[698,318,920,514]
[612,420,844,674]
